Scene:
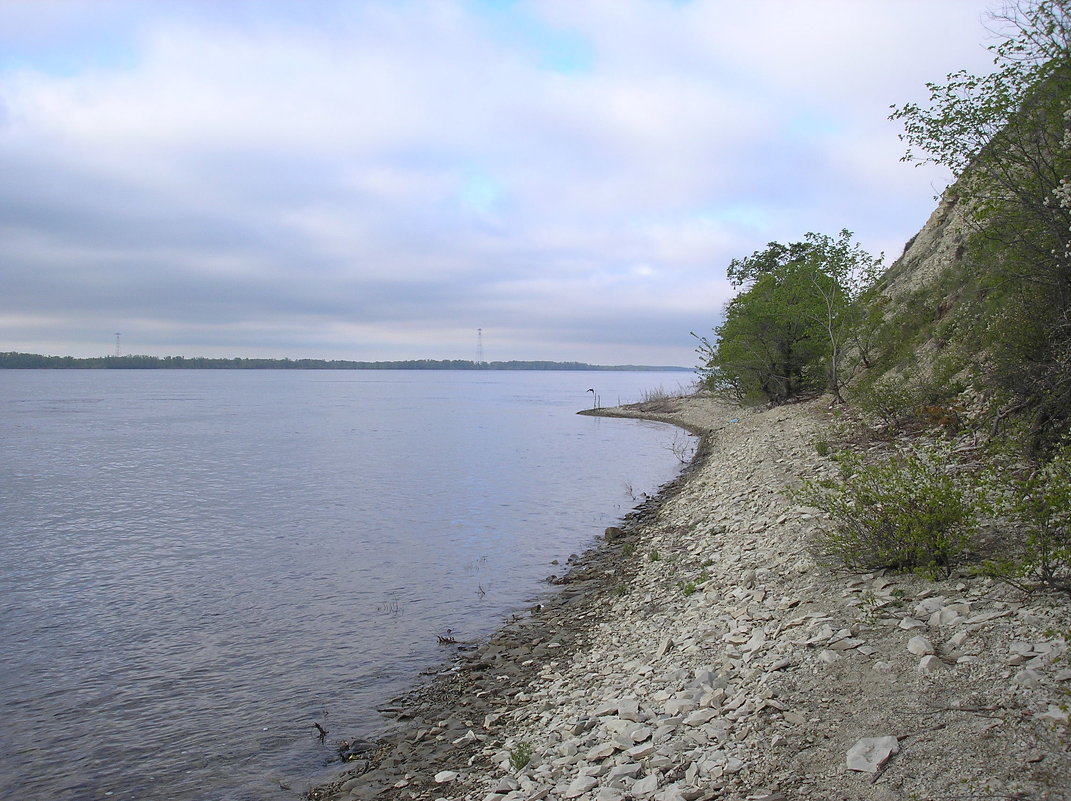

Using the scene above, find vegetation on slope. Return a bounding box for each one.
[697,0,1071,592]
[889,0,1071,455]
[700,0,1070,445]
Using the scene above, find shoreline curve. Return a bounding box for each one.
[308,392,1071,801]
[306,393,727,800]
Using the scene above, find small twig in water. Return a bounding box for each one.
[312,722,329,744]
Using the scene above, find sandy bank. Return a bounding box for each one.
[310,393,1070,801]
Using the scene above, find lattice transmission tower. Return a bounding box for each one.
[475,328,484,366]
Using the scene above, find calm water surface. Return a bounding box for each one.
[0,369,695,801]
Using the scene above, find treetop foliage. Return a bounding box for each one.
[891,0,1071,178]
[726,230,880,294]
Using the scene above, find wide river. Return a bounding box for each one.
[0,369,695,801]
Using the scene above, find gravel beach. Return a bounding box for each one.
[309,393,1071,801]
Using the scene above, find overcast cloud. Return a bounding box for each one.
[0,0,999,364]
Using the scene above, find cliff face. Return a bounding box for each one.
[846,192,980,389]
[880,193,973,305]
[873,56,1070,451]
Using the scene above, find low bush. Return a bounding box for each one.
[983,445,1071,594]
[847,374,925,434]
[508,742,533,771]
[794,444,983,578]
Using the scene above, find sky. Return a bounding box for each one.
[0,0,1002,366]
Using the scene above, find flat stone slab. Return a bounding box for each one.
[846,736,899,773]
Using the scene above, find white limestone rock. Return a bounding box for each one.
[632,773,662,797]
[818,649,842,664]
[564,774,599,798]
[919,655,948,674]
[618,699,643,722]
[907,635,935,655]
[1012,668,1044,688]
[627,742,657,759]
[845,736,899,773]
[683,708,719,726]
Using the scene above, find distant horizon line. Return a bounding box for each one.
[0,351,694,372]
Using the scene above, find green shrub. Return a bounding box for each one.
[508,742,533,771]
[983,445,1071,594]
[847,374,925,433]
[794,445,983,578]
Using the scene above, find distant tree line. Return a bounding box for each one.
[0,352,689,372]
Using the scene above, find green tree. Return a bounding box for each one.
[890,0,1071,452]
[799,231,883,403]
[697,261,825,404]
[695,231,880,405]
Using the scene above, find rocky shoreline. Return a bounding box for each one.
[308,393,1071,801]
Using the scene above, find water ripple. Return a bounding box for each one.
[0,370,691,800]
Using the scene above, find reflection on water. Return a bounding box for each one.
[0,369,692,800]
